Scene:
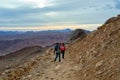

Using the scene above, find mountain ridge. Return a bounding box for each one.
[0,29,72,55]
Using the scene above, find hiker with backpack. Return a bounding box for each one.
[54,43,61,62]
[60,43,66,59]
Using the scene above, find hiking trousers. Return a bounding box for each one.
[61,51,65,59]
[54,52,61,62]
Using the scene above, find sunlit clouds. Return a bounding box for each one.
[0,0,119,30]
[19,0,54,8]
[0,24,101,31]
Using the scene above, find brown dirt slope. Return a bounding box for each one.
[67,14,120,80]
[0,46,42,74]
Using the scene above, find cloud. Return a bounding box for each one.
[0,0,54,9]
[0,0,119,30]
[19,0,54,8]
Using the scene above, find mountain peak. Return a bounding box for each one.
[69,29,90,41]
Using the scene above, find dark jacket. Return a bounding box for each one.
[54,44,60,53]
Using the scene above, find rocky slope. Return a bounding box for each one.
[69,29,90,41]
[0,46,43,74]
[0,14,120,80]
[66,14,120,80]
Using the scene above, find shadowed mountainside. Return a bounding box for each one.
[69,29,90,41]
[0,46,43,74]
[0,29,72,56]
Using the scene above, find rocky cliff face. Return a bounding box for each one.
[67,14,120,80]
[0,15,120,80]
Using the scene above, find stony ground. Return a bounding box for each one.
[19,51,80,80]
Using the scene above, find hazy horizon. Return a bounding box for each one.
[0,24,101,31]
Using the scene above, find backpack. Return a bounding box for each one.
[60,45,65,51]
[55,45,60,53]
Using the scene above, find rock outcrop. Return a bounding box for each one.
[69,29,90,41]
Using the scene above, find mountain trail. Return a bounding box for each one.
[19,51,79,80]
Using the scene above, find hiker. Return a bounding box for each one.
[54,43,61,62]
[60,43,66,59]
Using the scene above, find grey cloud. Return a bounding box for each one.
[0,0,119,27]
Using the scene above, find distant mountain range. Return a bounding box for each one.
[0,28,72,34]
[0,29,72,55]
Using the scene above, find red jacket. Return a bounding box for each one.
[60,45,66,51]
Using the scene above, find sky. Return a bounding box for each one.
[0,0,120,31]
